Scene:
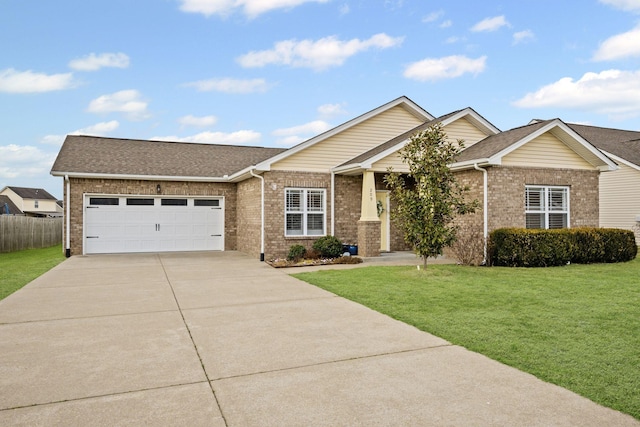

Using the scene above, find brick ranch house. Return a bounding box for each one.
[51,96,619,260]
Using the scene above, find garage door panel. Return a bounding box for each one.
[85,196,224,254]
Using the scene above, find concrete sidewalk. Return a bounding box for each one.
[0,251,637,426]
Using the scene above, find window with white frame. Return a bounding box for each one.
[285,188,326,236]
[525,186,569,229]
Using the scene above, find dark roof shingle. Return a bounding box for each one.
[51,135,287,178]
[0,195,23,215]
[568,123,640,166]
[6,186,57,200]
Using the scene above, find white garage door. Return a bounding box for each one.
[84,195,224,254]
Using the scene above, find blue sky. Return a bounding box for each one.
[2,0,640,198]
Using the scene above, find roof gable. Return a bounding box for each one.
[256,96,434,171]
[335,107,499,173]
[454,119,617,171]
[2,186,56,200]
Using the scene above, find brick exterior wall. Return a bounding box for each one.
[358,220,381,257]
[236,177,262,258]
[334,175,361,246]
[65,178,237,256]
[486,166,600,230]
[261,170,333,260]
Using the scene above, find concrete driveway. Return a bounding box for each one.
[0,251,637,426]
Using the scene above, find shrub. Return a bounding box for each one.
[332,256,363,264]
[488,227,637,267]
[305,248,322,260]
[287,244,306,262]
[449,225,485,266]
[312,235,344,258]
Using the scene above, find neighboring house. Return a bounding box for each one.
[0,186,62,217]
[0,195,23,215]
[50,96,618,259]
[566,123,640,244]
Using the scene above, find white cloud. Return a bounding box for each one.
[513,30,535,45]
[0,68,75,93]
[339,3,350,15]
[403,55,487,81]
[75,120,120,135]
[317,103,347,118]
[422,10,444,23]
[68,52,130,71]
[440,20,452,28]
[178,115,218,127]
[599,0,640,11]
[593,25,640,61]
[184,77,269,93]
[513,69,640,119]
[41,121,120,146]
[272,120,332,146]
[0,145,56,179]
[178,0,330,18]
[237,33,404,71]
[152,130,261,145]
[445,36,465,44]
[470,15,510,32]
[87,90,149,120]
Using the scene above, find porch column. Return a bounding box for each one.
[358,170,380,257]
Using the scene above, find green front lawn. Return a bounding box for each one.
[293,259,640,419]
[0,245,66,300]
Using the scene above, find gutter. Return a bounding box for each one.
[473,164,488,264]
[64,175,71,257]
[249,168,265,262]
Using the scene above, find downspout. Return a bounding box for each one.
[64,175,71,257]
[473,164,488,264]
[331,171,335,236]
[249,168,265,261]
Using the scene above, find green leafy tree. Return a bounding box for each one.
[384,124,478,267]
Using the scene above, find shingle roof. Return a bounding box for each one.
[455,120,554,163]
[568,123,640,166]
[51,135,287,178]
[0,195,23,214]
[6,186,57,200]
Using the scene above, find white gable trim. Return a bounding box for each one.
[336,107,498,171]
[602,151,638,171]
[254,96,433,172]
[488,119,617,171]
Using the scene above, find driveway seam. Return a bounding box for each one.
[0,381,211,412]
[158,254,229,427]
[210,343,454,382]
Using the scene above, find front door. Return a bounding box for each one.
[376,191,390,252]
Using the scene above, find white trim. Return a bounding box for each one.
[601,151,639,171]
[284,188,327,237]
[338,108,499,171]
[65,175,70,256]
[52,171,230,182]
[474,164,488,263]
[249,168,265,261]
[525,185,570,229]
[488,120,617,171]
[254,97,434,172]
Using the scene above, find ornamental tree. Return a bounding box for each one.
[384,124,478,267]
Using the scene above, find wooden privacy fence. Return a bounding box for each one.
[0,216,63,253]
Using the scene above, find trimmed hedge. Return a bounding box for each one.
[312,235,344,258]
[488,227,637,267]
